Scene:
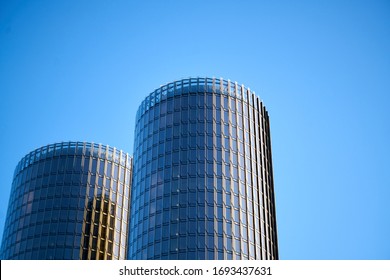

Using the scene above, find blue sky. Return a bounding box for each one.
[0,0,389,259]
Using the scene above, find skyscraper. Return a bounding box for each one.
[129,77,278,260]
[0,142,132,260]
[0,77,278,261]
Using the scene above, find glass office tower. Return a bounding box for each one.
[0,142,132,260]
[129,77,278,260]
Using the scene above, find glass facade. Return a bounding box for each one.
[0,142,132,260]
[129,77,278,260]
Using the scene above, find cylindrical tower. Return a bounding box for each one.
[129,77,278,260]
[0,142,132,260]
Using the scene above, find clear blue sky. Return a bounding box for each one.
[0,0,389,259]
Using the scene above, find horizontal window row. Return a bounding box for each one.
[130,250,258,260]
[3,246,81,260]
[129,238,269,256]
[134,146,271,166]
[135,120,268,143]
[136,108,266,131]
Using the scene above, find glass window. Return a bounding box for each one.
[160,101,167,115]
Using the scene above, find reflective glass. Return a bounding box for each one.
[129,78,278,260]
[0,142,132,260]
